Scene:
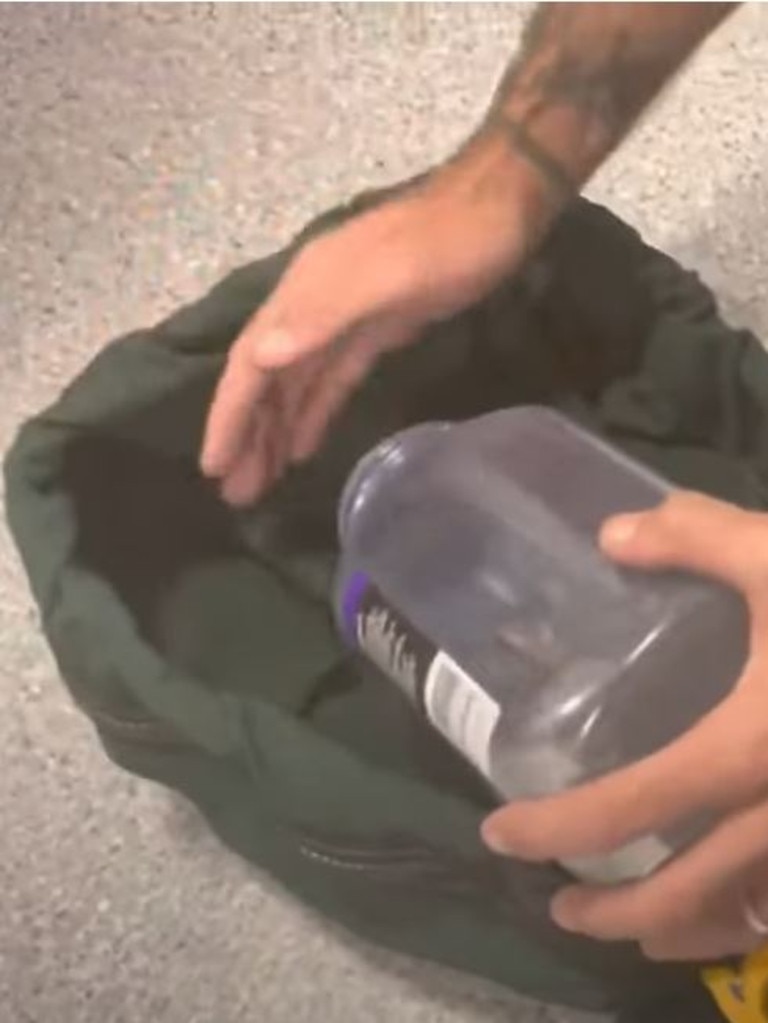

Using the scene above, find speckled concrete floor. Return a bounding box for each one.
[2,4,767,1023]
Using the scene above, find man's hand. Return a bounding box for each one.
[200,157,544,505]
[200,3,734,506]
[482,492,768,962]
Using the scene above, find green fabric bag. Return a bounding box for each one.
[7,194,768,1020]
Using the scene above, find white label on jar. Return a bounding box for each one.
[564,834,674,885]
[423,651,501,777]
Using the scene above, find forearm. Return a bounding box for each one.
[492,3,734,189]
[438,2,737,246]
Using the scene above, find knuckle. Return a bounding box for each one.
[620,899,661,938]
[656,490,706,530]
[732,711,768,782]
[297,236,324,268]
[288,242,321,284]
[752,563,768,595]
[640,936,674,962]
[483,806,556,861]
[622,887,690,940]
[650,887,704,934]
[747,527,768,589]
[285,237,331,293]
[226,331,256,370]
[579,901,643,942]
[518,810,571,859]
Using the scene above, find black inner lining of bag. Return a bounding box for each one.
[60,288,574,812]
[63,424,496,809]
[54,242,668,814]
[59,422,712,1009]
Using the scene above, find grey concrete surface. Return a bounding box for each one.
[1,4,767,1022]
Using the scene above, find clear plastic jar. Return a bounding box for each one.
[336,407,748,883]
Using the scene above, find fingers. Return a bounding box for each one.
[204,295,420,504]
[290,318,417,463]
[290,350,375,464]
[601,492,768,617]
[482,492,768,860]
[214,354,318,505]
[640,920,757,962]
[647,860,768,961]
[235,234,368,371]
[200,236,362,480]
[548,797,768,944]
[233,300,348,372]
[201,220,401,485]
[480,491,768,962]
[232,212,415,371]
[200,308,328,482]
[482,676,768,862]
[219,440,267,506]
[200,344,268,479]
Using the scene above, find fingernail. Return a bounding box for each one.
[200,447,224,478]
[291,437,316,465]
[481,817,512,855]
[551,892,582,932]
[256,328,294,362]
[601,514,640,550]
[552,909,580,933]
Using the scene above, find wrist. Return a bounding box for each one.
[427,127,571,259]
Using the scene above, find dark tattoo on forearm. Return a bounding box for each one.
[495,116,575,198]
[487,2,736,190]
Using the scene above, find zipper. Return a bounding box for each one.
[86,707,662,1007]
[294,827,504,907]
[294,831,450,880]
[296,832,498,902]
[86,700,494,895]
[86,703,189,748]
[88,702,435,871]
[298,841,428,876]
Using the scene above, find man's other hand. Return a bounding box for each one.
[483,492,768,961]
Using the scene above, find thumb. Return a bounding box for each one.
[601,491,768,603]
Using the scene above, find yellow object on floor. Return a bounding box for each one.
[703,948,768,1022]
